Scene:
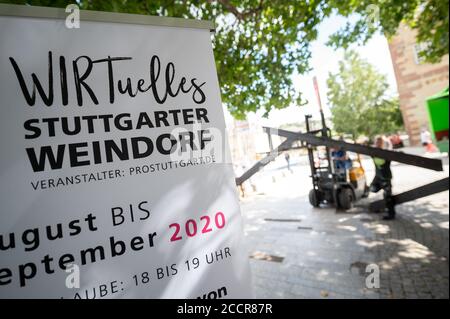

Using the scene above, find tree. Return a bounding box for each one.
[327,0,449,64]
[8,0,332,119]
[3,0,448,118]
[327,50,403,140]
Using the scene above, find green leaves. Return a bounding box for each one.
[327,50,403,140]
[6,0,448,119]
[327,0,449,63]
[414,0,449,63]
[7,0,328,119]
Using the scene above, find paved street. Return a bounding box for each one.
[240,149,449,299]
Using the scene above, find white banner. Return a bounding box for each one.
[0,6,252,299]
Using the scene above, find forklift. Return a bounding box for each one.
[236,115,446,213]
[235,77,445,213]
[305,114,369,210]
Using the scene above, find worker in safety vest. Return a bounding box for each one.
[370,136,396,220]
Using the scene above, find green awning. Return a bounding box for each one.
[427,87,449,101]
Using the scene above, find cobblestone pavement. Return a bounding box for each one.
[240,152,449,299]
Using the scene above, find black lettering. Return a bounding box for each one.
[131,137,153,159]
[105,139,129,162]
[26,145,65,172]
[80,246,105,265]
[22,228,39,252]
[0,233,15,251]
[73,56,98,106]
[0,268,12,285]
[59,254,75,270]
[68,219,82,236]
[9,51,54,106]
[156,134,176,155]
[24,119,41,139]
[59,56,68,106]
[19,263,37,287]
[68,143,90,167]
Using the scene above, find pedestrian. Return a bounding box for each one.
[285,152,291,172]
[420,127,438,153]
[370,136,396,220]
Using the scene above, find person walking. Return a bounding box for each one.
[370,136,396,220]
[420,127,438,153]
[285,152,291,172]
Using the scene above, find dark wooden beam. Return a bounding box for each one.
[235,137,294,186]
[369,177,449,212]
[264,127,443,171]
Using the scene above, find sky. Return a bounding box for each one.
[228,13,399,128]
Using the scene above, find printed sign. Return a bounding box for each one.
[0,5,252,299]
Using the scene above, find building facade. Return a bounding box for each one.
[388,24,449,145]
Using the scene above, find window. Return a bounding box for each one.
[413,42,430,64]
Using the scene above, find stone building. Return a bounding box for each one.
[388,24,449,145]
